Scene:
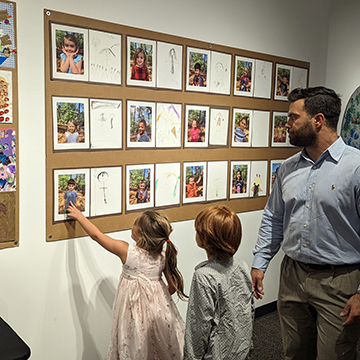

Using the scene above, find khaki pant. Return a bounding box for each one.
[278,255,360,360]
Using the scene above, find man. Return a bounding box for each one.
[251,86,360,359]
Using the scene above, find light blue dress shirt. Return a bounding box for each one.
[253,137,360,272]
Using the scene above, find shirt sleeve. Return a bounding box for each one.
[183,271,215,360]
[252,170,285,272]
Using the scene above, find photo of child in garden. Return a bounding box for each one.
[188,51,207,87]
[273,114,287,143]
[57,174,86,215]
[187,110,206,143]
[276,67,291,97]
[185,166,203,198]
[231,165,248,195]
[233,113,250,143]
[129,104,152,143]
[129,41,153,82]
[128,168,151,205]
[56,101,85,144]
[235,59,252,93]
[55,30,84,75]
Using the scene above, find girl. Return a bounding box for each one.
[234,170,244,194]
[130,47,149,81]
[59,33,83,74]
[183,205,254,359]
[65,120,79,143]
[276,120,286,142]
[66,203,186,360]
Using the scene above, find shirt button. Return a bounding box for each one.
[307,205,310,208]
[303,244,308,248]
[313,166,317,170]
[304,224,307,228]
[309,185,313,189]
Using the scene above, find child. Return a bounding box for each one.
[137,119,150,142]
[186,171,203,198]
[65,120,79,143]
[59,33,83,74]
[279,76,288,96]
[63,178,77,213]
[189,119,200,142]
[234,117,248,142]
[239,66,250,91]
[183,205,254,360]
[234,170,244,194]
[276,119,286,142]
[130,47,149,81]
[135,179,150,203]
[66,204,187,359]
[192,63,204,86]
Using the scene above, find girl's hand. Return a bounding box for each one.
[66,201,81,220]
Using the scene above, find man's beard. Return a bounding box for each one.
[288,121,317,147]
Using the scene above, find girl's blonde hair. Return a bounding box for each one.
[133,210,187,300]
[133,47,147,68]
[67,120,77,129]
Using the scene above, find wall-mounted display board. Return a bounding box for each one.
[44,9,309,242]
[0,0,18,250]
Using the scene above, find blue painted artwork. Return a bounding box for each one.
[341,86,360,150]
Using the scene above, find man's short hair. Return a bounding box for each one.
[288,86,341,131]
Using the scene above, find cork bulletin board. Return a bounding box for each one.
[44,9,309,242]
[0,0,18,250]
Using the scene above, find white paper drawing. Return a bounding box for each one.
[156,103,182,148]
[234,56,255,97]
[230,161,251,199]
[254,60,273,99]
[252,111,270,147]
[90,99,122,149]
[232,109,252,147]
[249,161,268,198]
[155,163,180,207]
[183,162,206,204]
[292,67,308,90]
[274,64,293,101]
[209,51,231,95]
[89,30,121,85]
[207,161,228,201]
[157,42,183,90]
[90,167,122,216]
[184,105,209,148]
[209,108,229,146]
[186,47,210,92]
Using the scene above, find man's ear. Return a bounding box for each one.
[314,113,325,128]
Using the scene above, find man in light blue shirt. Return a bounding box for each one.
[252,87,360,359]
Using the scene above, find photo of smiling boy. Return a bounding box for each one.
[137,119,150,142]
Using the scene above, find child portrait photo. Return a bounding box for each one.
[51,23,88,81]
[127,100,155,148]
[234,56,254,97]
[54,169,90,221]
[183,162,206,204]
[52,96,89,150]
[272,112,289,146]
[274,64,292,100]
[269,159,284,193]
[127,36,156,87]
[186,47,210,92]
[184,105,209,147]
[232,109,252,147]
[126,164,154,211]
[230,161,250,199]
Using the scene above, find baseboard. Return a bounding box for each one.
[255,300,277,319]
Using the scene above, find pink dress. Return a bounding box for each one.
[106,244,185,360]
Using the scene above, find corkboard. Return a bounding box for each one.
[44,9,309,242]
[0,0,18,250]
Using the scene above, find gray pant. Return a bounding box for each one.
[278,255,360,360]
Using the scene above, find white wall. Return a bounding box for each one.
[0,0,330,358]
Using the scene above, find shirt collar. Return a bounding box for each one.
[195,257,233,270]
[301,137,345,164]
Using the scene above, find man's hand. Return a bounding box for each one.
[340,292,360,326]
[251,268,265,299]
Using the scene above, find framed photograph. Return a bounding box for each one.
[249,161,268,198]
[183,162,206,204]
[292,67,308,90]
[0,128,16,191]
[127,100,155,148]
[54,169,90,221]
[186,47,210,92]
[155,162,181,207]
[234,56,254,97]
[157,41,183,90]
[230,161,251,199]
[90,167,122,217]
[0,70,12,123]
[209,108,229,146]
[127,36,156,87]
[252,111,270,147]
[270,159,285,193]
[184,105,209,147]
[272,112,289,147]
[156,102,182,148]
[52,96,89,150]
[232,109,252,147]
[254,60,273,99]
[274,64,292,100]
[90,99,122,149]
[126,164,154,211]
[209,51,231,95]
[89,30,121,85]
[51,23,88,81]
[207,161,228,201]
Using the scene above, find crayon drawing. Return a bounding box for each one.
[156,103,182,148]
[207,161,228,201]
[155,163,180,207]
